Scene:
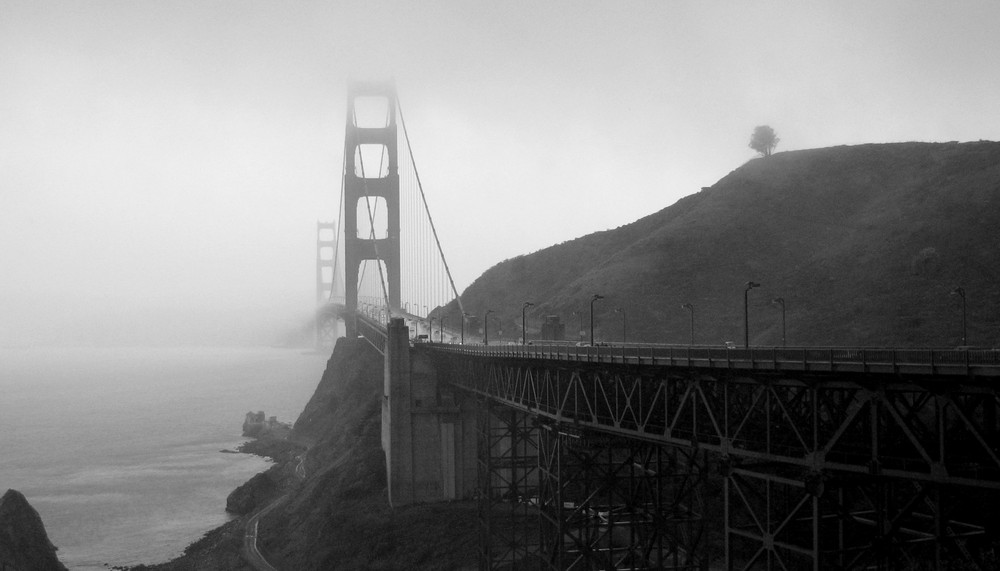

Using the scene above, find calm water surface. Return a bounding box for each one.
[0,346,328,570]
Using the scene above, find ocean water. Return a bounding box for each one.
[0,346,329,570]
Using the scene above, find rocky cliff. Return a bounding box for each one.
[0,489,67,571]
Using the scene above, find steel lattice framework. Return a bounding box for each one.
[535,426,709,570]
[429,345,1000,570]
[478,401,542,568]
[474,398,710,570]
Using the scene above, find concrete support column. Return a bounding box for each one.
[383,324,479,505]
[383,317,413,506]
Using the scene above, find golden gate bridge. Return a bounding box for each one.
[313,82,1000,570]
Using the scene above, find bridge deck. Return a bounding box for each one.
[426,342,1000,491]
[429,342,1000,377]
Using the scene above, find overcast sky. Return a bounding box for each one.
[2,1,998,346]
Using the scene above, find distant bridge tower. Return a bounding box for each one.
[343,82,401,337]
[316,221,338,305]
[315,221,340,347]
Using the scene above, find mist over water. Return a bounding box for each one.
[0,346,328,569]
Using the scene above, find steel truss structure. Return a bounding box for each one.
[475,398,710,570]
[431,349,1000,569]
[535,425,709,570]
[478,401,541,568]
[727,464,993,570]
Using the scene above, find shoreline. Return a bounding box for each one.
[123,433,304,571]
[123,337,480,569]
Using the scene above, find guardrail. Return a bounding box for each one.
[425,342,1000,377]
[356,313,388,354]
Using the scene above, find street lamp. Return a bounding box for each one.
[951,287,967,346]
[681,303,694,345]
[590,294,604,346]
[744,281,760,348]
[484,309,494,345]
[615,307,626,344]
[521,302,534,345]
[772,297,786,347]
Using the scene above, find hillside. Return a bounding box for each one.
[455,141,1000,348]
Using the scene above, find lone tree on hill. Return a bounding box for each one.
[749,125,780,157]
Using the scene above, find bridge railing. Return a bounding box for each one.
[356,313,388,354]
[424,341,1000,377]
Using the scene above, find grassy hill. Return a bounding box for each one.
[452,141,1000,348]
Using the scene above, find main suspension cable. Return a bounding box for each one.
[397,97,465,315]
[328,138,347,302]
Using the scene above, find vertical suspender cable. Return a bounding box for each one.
[397,98,465,315]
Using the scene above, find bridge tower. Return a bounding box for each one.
[315,221,340,348]
[316,221,338,305]
[343,82,401,337]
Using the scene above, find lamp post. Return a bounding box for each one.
[951,287,967,346]
[590,294,604,346]
[615,307,626,344]
[682,303,694,345]
[521,302,534,345]
[744,281,760,348]
[484,309,494,345]
[772,297,786,347]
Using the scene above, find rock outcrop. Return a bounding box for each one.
[0,489,68,571]
[242,411,291,439]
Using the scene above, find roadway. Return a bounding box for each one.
[426,341,1000,377]
[242,451,308,571]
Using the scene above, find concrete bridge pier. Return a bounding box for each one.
[382,318,477,506]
